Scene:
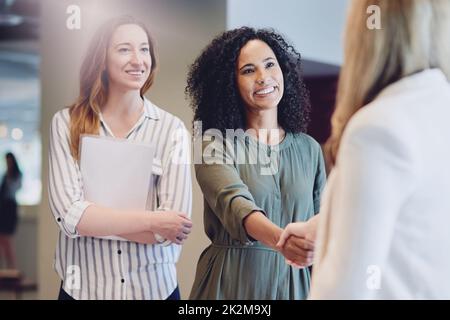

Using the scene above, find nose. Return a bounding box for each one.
[256,70,268,85]
[130,50,143,66]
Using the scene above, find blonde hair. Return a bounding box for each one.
[327,0,450,165]
[69,15,158,160]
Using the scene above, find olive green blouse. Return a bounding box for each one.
[189,132,326,300]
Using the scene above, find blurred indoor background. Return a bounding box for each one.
[0,0,348,299]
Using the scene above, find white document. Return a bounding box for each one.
[80,135,154,241]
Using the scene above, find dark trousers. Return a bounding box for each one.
[58,282,180,300]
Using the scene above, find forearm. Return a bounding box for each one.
[119,231,157,245]
[306,214,320,242]
[77,205,154,237]
[243,211,282,250]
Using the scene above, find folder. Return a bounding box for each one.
[80,135,165,243]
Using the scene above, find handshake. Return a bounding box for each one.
[275,215,319,269]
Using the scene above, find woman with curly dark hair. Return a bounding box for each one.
[187,27,326,299]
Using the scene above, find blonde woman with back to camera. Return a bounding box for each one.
[278,0,450,299]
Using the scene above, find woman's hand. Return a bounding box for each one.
[276,215,320,268]
[278,234,314,268]
[150,211,193,245]
[277,215,319,248]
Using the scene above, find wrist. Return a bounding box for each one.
[145,211,158,233]
[143,212,168,244]
[266,226,283,250]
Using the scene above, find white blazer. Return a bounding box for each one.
[310,69,450,299]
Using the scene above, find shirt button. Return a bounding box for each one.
[117,250,122,255]
[121,279,125,283]
[57,218,61,222]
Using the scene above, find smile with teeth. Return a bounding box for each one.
[126,70,145,75]
[255,86,276,95]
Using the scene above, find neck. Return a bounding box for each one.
[101,83,143,117]
[245,108,279,131]
[245,108,284,145]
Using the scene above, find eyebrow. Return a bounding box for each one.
[239,57,276,71]
[114,42,149,48]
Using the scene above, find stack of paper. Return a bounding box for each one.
[80,135,155,242]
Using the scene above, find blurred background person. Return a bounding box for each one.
[0,152,22,269]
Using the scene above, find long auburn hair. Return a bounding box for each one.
[326,0,450,165]
[69,15,158,160]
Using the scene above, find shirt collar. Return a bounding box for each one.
[143,97,160,120]
[98,96,160,123]
[376,68,448,100]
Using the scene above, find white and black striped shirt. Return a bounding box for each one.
[48,98,192,300]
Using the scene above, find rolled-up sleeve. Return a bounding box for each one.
[195,138,265,244]
[156,120,193,224]
[48,110,91,238]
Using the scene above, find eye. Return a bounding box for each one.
[242,68,254,75]
[118,47,130,53]
[141,47,150,53]
[266,61,275,68]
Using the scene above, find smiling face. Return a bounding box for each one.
[236,39,284,112]
[106,23,152,91]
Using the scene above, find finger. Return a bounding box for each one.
[174,236,186,245]
[182,220,193,228]
[169,237,179,244]
[285,241,310,259]
[176,233,188,240]
[293,256,313,267]
[182,227,191,234]
[276,230,290,248]
[178,213,191,221]
[290,237,315,251]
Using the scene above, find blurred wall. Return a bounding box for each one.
[38,0,225,299]
[227,0,349,65]
[15,206,37,282]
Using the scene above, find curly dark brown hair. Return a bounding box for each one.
[186,27,311,134]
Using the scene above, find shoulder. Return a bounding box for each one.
[344,95,413,146]
[339,97,418,169]
[51,108,70,126]
[147,100,187,131]
[291,132,323,154]
[50,108,71,133]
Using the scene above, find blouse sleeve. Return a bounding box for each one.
[155,120,193,244]
[195,136,266,244]
[48,110,92,238]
